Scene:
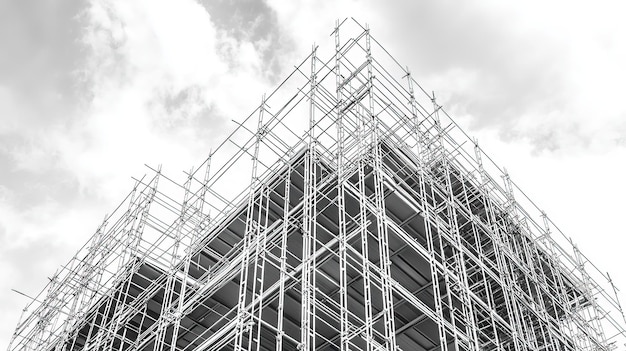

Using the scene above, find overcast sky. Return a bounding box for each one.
[1,0,625,347]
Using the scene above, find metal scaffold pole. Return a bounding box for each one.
[234,95,267,351]
[334,18,351,351]
[364,25,398,351]
[300,43,318,351]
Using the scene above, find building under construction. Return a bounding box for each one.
[8,20,626,351]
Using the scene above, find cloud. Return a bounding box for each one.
[0,0,89,123]
[1,0,276,345]
[198,0,294,81]
[49,0,277,201]
[265,0,626,153]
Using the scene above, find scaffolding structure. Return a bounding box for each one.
[8,19,626,351]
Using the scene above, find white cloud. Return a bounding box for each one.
[48,0,275,203]
[1,0,274,345]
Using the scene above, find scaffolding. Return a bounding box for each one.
[8,19,626,351]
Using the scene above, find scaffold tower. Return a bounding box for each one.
[8,19,626,351]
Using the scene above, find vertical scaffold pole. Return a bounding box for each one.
[55,215,109,351]
[431,93,480,351]
[334,19,350,351]
[154,168,192,351]
[30,272,58,351]
[474,142,523,351]
[252,183,271,351]
[573,244,607,348]
[82,190,134,350]
[94,173,155,351]
[301,44,318,351]
[169,165,207,351]
[358,75,374,351]
[275,147,293,351]
[234,95,266,351]
[167,156,213,351]
[406,69,448,351]
[607,272,626,326]
[365,25,397,350]
[193,150,213,246]
[501,169,536,349]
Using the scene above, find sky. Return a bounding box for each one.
[1,0,625,347]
